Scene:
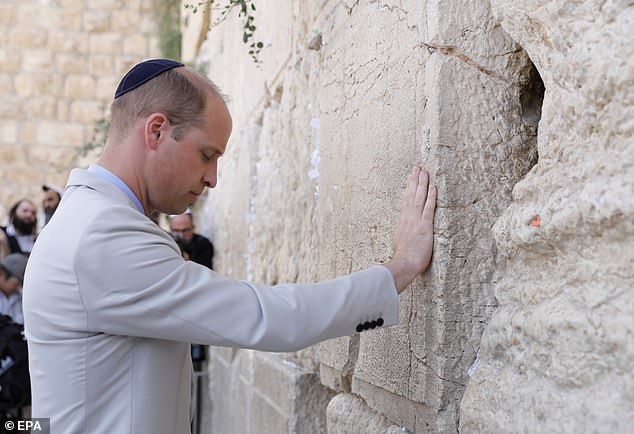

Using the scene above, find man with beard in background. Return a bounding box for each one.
[41,184,63,226]
[1,199,38,256]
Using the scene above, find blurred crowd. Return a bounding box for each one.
[0,184,64,325]
[0,183,215,417]
[0,184,215,326]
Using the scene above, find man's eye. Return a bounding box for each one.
[202,153,211,161]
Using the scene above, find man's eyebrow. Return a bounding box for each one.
[203,145,224,156]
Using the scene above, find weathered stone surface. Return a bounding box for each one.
[326,393,396,434]
[49,32,89,54]
[122,33,149,57]
[89,33,123,55]
[0,123,18,145]
[206,350,333,434]
[82,10,111,32]
[190,0,631,433]
[63,75,96,100]
[22,50,55,73]
[459,2,634,433]
[23,97,57,119]
[111,10,143,32]
[56,54,87,75]
[70,101,103,124]
[10,27,48,49]
[0,74,13,97]
[0,5,16,26]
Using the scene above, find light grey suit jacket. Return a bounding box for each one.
[23,168,399,434]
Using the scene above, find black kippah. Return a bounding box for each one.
[114,58,185,99]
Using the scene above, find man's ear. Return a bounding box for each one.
[144,113,169,150]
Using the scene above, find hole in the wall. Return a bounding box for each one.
[519,60,545,165]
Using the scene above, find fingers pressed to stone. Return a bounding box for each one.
[404,166,420,207]
[422,184,437,225]
[414,169,429,208]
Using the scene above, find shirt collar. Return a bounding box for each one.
[87,164,145,214]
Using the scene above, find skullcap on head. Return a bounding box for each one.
[42,183,64,197]
[114,58,184,99]
[0,253,28,284]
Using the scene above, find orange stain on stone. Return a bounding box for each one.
[529,215,541,227]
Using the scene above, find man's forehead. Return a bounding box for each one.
[203,96,232,144]
[170,214,192,225]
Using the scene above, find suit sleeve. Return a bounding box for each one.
[191,235,213,270]
[75,207,399,352]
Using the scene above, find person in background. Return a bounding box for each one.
[0,229,10,261]
[1,200,37,255]
[169,211,214,269]
[41,184,63,226]
[0,253,28,324]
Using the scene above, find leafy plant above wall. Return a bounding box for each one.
[156,0,182,60]
[79,105,110,158]
[184,0,264,64]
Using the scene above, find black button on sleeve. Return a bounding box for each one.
[370,321,377,329]
[377,318,384,327]
[356,324,363,333]
[363,321,371,330]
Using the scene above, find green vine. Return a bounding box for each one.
[156,0,182,60]
[79,0,183,159]
[79,105,110,157]
[184,0,264,64]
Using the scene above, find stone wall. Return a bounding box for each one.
[0,0,162,224]
[188,0,632,433]
[459,1,634,432]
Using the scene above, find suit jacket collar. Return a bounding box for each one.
[66,168,142,214]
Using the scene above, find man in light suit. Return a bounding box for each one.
[23,59,437,434]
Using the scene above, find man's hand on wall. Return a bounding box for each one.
[385,166,437,294]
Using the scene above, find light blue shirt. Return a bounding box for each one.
[87,164,145,214]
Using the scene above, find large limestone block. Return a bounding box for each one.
[0,50,21,73]
[70,101,103,124]
[49,31,89,54]
[459,2,634,433]
[57,54,87,75]
[0,74,13,97]
[10,27,48,49]
[89,33,124,55]
[0,5,16,26]
[315,1,542,432]
[82,10,112,32]
[0,123,19,145]
[64,75,97,99]
[327,393,399,434]
[35,121,85,147]
[23,97,57,119]
[22,50,55,73]
[206,349,333,434]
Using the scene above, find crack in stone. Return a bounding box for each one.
[412,353,467,388]
[415,41,511,82]
[345,0,360,16]
[406,289,414,399]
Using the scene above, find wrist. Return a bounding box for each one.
[383,258,418,294]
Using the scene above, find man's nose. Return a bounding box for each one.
[203,161,218,189]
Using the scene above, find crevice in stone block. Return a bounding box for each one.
[518,59,544,168]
